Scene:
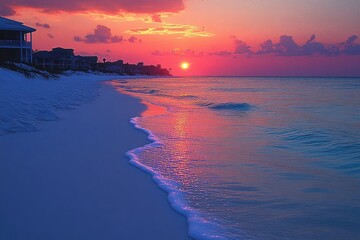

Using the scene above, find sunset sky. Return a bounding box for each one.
[1,0,360,76]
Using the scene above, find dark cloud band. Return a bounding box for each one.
[0,0,185,16]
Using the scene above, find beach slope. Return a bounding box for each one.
[0,83,190,240]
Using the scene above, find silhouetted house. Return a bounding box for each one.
[96,59,171,76]
[33,47,98,71]
[101,60,124,73]
[142,64,170,75]
[123,62,144,75]
[73,56,98,70]
[0,16,36,63]
[34,48,73,70]
[121,62,170,75]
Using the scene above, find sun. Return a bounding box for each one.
[181,62,190,70]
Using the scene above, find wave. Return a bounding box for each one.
[209,87,270,93]
[125,89,158,95]
[198,102,253,112]
[125,88,199,101]
[266,127,360,176]
[126,117,229,240]
[172,95,199,100]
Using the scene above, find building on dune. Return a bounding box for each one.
[33,48,171,75]
[0,16,36,63]
[100,60,171,76]
[33,47,98,71]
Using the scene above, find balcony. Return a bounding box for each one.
[0,40,32,48]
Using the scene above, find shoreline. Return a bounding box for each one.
[112,82,228,240]
[0,82,191,239]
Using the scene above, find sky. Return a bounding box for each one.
[1,0,360,76]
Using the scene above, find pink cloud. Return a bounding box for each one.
[151,13,162,23]
[0,0,185,16]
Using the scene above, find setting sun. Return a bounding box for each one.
[181,62,190,70]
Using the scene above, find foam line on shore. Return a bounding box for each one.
[124,104,228,240]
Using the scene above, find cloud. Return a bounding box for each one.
[307,34,316,43]
[151,34,360,58]
[152,49,234,57]
[275,35,302,56]
[74,25,123,44]
[152,49,205,57]
[0,0,185,16]
[128,23,214,37]
[257,40,278,55]
[301,35,335,56]
[234,34,360,57]
[128,36,141,43]
[234,39,253,55]
[0,4,16,16]
[35,22,50,28]
[208,51,233,57]
[342,35,358,47]
[152,35,360,59]
[341,35,360,55]
[151,13,162,23]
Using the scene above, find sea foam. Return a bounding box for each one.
[126,116,230,240]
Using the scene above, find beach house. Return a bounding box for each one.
[0,16,36,63]
[33,47,98,71]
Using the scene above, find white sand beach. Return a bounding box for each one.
[0,68,190,239]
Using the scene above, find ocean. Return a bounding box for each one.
[110,77,360,240]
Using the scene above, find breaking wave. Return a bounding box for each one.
[198,102,253,112]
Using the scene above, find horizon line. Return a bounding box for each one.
[173,75,360,78]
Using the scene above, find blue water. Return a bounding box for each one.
[111,77,360,240]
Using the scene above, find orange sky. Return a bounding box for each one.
[3,0,360,76]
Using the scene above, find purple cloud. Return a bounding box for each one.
[341,35,360,55]
[342,35,358,47]
[235,34,360,57]
[151,35,360,58]
[257,40,278,55]
[276,35,302,56]
[74,25,123,44]
[35,22,50,28]
[208,51,233,57]
[0,4,16,16]
[152,49,205,57]
[0,0,185,16]
[301,35,334,56]
[128,36,141,43]
[234,40,253,55]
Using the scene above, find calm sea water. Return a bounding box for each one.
[110,77,360,240]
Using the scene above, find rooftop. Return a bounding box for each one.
[0,16,36,32]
